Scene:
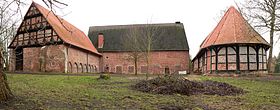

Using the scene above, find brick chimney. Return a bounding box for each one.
[175,21,181,24]
[98,33,104,48]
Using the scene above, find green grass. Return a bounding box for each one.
[3,74,280,110]
[5,74,197,109]
[199,76,280,109]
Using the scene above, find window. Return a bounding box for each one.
[165,67,170,74]
[217,47,226,70]
[219,47,226,54]
[249,46,257,70]
[258,48,263,63]
[45,29,52,37]
[218,55,226,63]
[227,47,237,70]
[227,47,236,63]
[239,46,247,63]
[128,66,134,73]
[248,47,256,63]
[116,66,122,73]
[240,46,247,54]
[211,49,216,60]
[141,66,148,73]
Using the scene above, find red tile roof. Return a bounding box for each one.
[200,6,270,48]
[33,2,100,55]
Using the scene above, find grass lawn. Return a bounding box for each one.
[1,73,280,110]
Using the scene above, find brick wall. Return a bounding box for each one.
[22,45,66,73]
[23,47,41,72]
[101,51,189,74]
[44,45,66,72]
[9,44,100,73]
[193,59,198,72]
[66,45,100,73]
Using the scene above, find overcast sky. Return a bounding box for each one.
[29,0,279,57]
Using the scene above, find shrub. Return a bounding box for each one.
[97,74,111,80]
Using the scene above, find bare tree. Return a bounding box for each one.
[0,0,67,102]
[121,24,164,77]
[239,0,280,73]
[0,0,25,102]
[140,24,164,79]
[121,26,144,75]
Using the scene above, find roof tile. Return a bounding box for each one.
[200,6,270,48]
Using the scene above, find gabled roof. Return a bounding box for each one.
[88,23,189,52]
[28,2,100,55]
[200,6,270,48]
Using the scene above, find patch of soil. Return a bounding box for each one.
[0,96,79,110]
[132,75,245,96]
[159,105,184,110]
[0,96,43,110]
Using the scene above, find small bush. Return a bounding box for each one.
[97,74,111,80]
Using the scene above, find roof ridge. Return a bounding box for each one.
[212,8,231,45]
[33,3,81,34]
[233,8,237,43]
[200,7,231,47]
[89,23,184,32]
[91,23,182,27]
[32,2,100,55]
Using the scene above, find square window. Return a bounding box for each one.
[128,66,134,73]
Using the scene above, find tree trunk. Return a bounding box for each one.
[0,50,13,102]
[145,55,150,80]
[134,57,138,75]
[268,4,276,73]
[268,33,274,73]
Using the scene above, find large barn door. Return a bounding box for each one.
[15,48,23,71]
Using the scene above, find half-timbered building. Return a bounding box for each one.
[192,6,270,74]
[8,2,101,73]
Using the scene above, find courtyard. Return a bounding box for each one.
[1,73,280,110]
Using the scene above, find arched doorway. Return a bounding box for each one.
[80,63,83,73]
[74,63,78,73]
[164,66,170,74]
[84,64,87,73]
[68,62,72,73]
